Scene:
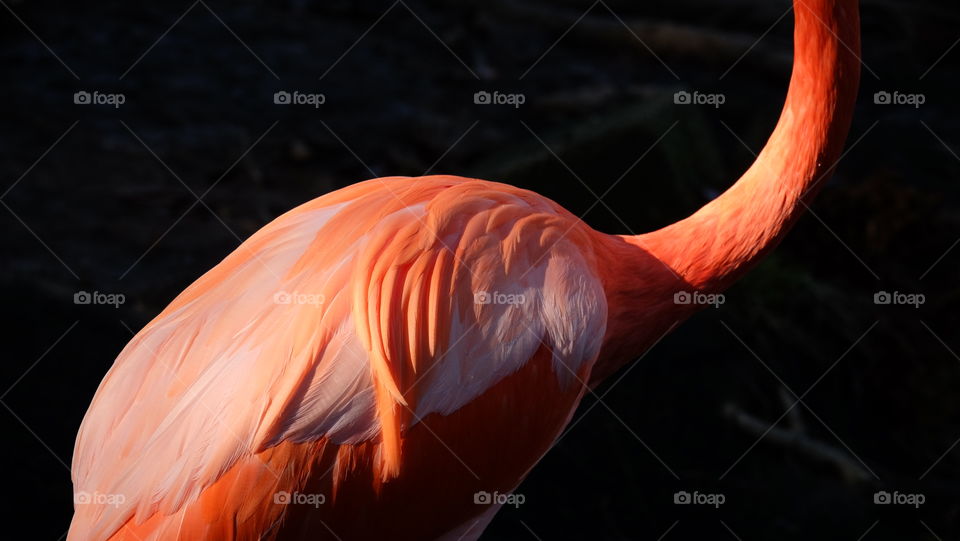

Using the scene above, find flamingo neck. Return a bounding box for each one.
[587,0,860,383]
[635,0,861,293]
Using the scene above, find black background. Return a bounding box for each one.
[2,0,958,539]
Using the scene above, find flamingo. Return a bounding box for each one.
[69,0,861,539]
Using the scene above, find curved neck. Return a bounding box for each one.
[636,0,861,293]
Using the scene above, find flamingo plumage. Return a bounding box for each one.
[69,0,861,539]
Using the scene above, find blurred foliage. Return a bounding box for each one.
[1,0,958,538]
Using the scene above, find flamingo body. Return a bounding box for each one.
[71,177,611,540]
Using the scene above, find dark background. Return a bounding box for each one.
[2,0,958,539]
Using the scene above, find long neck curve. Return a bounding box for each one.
[636,0,861,293]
